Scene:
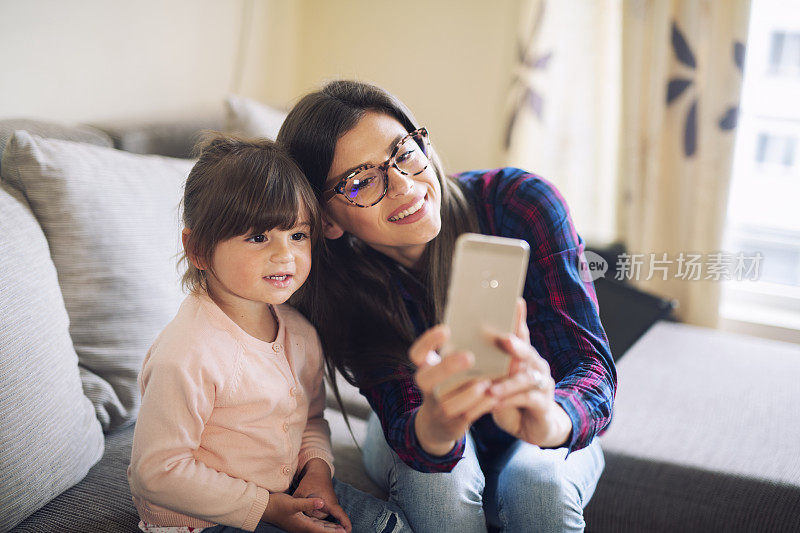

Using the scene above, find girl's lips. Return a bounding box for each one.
[263,274,293,289]
[388,195,428,225]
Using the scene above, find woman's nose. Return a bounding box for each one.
[386,167,415,198]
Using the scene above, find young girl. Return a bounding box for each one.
[278,81,616,532]
[127,135,407,533]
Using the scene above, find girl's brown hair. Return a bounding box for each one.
[278,80,479,391]
[180,133,321,294]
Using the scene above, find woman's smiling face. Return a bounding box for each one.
[323,111,442,267]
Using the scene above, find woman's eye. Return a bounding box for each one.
[246,234,266,243]
[291,232,309,241]
[351,176,376,192]
[396,148,415,163]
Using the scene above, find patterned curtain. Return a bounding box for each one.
[506,0,752,328]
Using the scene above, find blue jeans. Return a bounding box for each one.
[362,413,604,533]
[202,477,408,533]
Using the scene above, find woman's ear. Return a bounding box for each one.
[322,214,345,240]
[181,228,206,270]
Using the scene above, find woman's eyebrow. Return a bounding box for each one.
[333,133,405,181]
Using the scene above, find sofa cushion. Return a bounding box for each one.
[225,95,287,140]
[92,113,225,159]
[1,131,193,432]
[0,118,113,176]
[0,183,105,531]
[585,321,800,531]
[10,425,140,533]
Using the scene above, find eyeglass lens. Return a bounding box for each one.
[342,132,429,206]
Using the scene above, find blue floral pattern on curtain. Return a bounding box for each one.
[667,21,745,157]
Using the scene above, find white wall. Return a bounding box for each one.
[0,0,521,170]
[0,0,291,122]
[293,0,521,172]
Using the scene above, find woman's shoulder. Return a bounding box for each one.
[453,167,571,234]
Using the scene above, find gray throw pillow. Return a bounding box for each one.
[0,182,105,531]
[1,131,193,432]
[0,118,113,176]
[225,94,287,140]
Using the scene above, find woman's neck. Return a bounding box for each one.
[369,242,427,270]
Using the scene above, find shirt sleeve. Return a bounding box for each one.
[360,371,466,473]
[478,168,617,454]
[128,347,269,531]
[297,331,335,476]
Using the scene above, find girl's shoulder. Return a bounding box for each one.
[274,304,320,347]
[147,294,242,371]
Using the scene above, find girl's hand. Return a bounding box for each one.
[261,492,344,532]
[489,299,572,448]
[292,459,351,533]
[409,326,500,456]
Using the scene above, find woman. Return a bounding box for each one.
[279,80,616,532]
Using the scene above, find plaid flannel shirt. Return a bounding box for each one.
[359,168,617,472]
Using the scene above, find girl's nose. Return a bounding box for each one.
[270,239,294,263]
[386,167,415,198]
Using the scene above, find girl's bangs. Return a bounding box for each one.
[220,165,319,240]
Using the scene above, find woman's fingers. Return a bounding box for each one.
[490,367,553,398]
[460,392,502,424]
[496,334,550,374]
[514,297,531,343]
[415,350,473,394]
[409,325,449,368]
[437,379,492,419]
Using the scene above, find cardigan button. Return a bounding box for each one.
[281,465,291,476]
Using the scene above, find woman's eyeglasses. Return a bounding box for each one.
[323,128,431,208]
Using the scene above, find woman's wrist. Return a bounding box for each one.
[538,403,573,449]
[414,403,457,456]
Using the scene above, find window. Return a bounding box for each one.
[720,0,800,343]
[768,31,800,76]
[755,132,797,168]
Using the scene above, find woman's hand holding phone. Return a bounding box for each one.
[409,325,501,457]
[488,299,573,448]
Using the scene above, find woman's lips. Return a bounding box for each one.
[388,195,428,224]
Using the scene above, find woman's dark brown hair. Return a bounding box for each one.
[278,80,479,393]
[180,133,321,294]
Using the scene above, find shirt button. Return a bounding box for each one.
[283,422,290,432]
[290,387,299,397]
[272,343,283,353]
[281,465,291,476]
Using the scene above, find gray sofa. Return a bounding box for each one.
[2,116,799,533]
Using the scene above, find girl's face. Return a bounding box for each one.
[203,218,312,316]
[323,111,442,268]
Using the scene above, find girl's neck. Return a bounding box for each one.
[206,289,279,343]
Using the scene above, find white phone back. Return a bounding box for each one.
[439,233,530,395]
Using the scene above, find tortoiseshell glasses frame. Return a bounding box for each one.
[322,128,431,208]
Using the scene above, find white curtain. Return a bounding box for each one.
[506,0,752,328]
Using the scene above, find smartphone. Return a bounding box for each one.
[437,233,530,396]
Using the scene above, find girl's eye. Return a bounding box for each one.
[246,234,266,243]
[291,232,309,241]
